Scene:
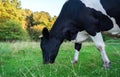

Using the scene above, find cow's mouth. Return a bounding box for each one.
[43,58,54,64]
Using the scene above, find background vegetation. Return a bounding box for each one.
[0,0,57,41]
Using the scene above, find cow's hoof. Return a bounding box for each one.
[103,62,111,69]
[71,60,78,64]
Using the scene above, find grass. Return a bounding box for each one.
[0,40,120,77]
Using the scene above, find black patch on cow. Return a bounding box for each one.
[63,27,79,41]
[62,0,99,36]
[89,8,113,32]
[100,0,120,27]
[75,43,82,51]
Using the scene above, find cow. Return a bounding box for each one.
[40,0,120,68]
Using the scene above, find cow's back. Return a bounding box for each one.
[81,0,120,35]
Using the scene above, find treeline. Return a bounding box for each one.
[0,0,57,41]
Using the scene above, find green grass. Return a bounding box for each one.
[0,40,120,77]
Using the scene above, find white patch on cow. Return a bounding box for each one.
[81,0,107,15]
[71,50,79,64]
[81,0,120,35]
[71,31,89,43]
[90,32,105,48]
[90,32,110,68]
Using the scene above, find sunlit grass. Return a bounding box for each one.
[0,40,120,77]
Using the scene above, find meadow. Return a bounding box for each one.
[0,39,120,77]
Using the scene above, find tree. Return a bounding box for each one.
[0,0,22,21]
[10,0,21,9]
[48,16,57,29]
[0,0,29,41]
[0,19,28,41]
[0,0,57,41]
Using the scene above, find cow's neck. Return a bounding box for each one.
[50,17,70,41]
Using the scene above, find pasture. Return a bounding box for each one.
[0,39,120,77]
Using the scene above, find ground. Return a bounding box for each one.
[0,39,120,77]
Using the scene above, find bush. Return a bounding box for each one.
[28,25,45,41]
[0,19,29,41]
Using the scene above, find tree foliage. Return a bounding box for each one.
[0,19,28,41]
[26,11,57,40]
[0,0,57,41]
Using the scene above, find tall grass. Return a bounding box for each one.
[0,40,120,77]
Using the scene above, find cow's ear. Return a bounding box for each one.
[42,27,49,39]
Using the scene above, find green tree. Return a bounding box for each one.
[0,0,29,41]
[0,0,57,41]
[0,19,28,41]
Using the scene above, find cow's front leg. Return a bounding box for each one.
[90,32,111,68]
[71,43,82,64]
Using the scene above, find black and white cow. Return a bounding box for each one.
[40,0,120,68]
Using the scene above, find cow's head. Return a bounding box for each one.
[40,28,62,64]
